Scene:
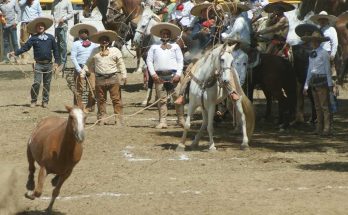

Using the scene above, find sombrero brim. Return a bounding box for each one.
[301,36,330,43]
[89,30,118,43]
[295,24,320,37]
[150,23,181,39]
[310,14,338,26]
[220,2,251,12]
[27,17,53,34]
[264,2,295,13]
[190,3,213,16]
[336,11,348,28]
[70,23,98,38]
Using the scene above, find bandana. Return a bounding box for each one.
[82,40,91,47]
[176,4,184,11]
[202,19,214,28]
[38,34,48,41]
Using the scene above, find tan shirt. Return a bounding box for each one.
[86,47,127,79]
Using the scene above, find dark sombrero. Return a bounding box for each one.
[295,23,320,37]
[301,31,330,43]
[264,1,295,13]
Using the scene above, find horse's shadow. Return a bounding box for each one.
[16,210,66,215]
[298,162,348,172]
[156,143,210,152]
[0,103,30,108]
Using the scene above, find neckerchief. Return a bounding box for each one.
[160,43,172,50]
[82,40,91,47]
[99,46,109,56]
[38,33,48,41]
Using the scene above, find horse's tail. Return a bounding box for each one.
[240,91,255,141]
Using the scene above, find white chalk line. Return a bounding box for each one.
[39,190,202,201]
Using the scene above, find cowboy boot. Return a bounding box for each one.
[175,104,185,128]
[115,115,124,127]
[156,103,168,129]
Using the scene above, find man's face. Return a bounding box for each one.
[318,18,329,27]
[36,22,45,34]
[79,29,89,40]
[200,8,209,19]
[310,40,320,49]
[160,29,171,41]
[99,36,110,46]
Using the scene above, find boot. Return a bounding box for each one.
[155,118,167,129]
[115,115,124,127]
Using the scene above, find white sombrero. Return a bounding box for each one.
[264,1,295,13]
[301,31,330,43]
[89,30,118,43]
[27,17,53,34]
[220,2,251,13]
[150,22,181,39]
[310,11,338,26]
[70,23,98,38]
[190,1,214,16]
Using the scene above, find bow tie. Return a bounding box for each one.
[38,34,48,41]
[160,43,172,50]
[82,40,91,47]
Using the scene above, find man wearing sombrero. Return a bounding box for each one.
[302,31,333,136]
[221,1,251,49]
[83,30,127,126]
[310,11,338,78]
[9,17,59,108]
[146,22,185,129]
[256,1,294,57]
[70,23,97,111]
[170,0,195,29]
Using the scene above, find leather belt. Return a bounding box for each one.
[156,70,176,76]
[96,73,116,78]
[35,60,52,64]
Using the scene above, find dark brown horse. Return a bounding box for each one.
[25,106,85,213]
[247,53,297,129]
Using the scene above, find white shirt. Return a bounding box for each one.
[170,1,195,27]
[304,46,333,90]
[19,0,42,22]
[51,0,73,27]
[221,14,251,45]
[71,39,97,72]
[232,49,248,86]
[146,43,184,77]
[321,25,338,58]
[247,0,269,19]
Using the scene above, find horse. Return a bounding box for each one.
[178,43,255,151]
[247,52,297,129]
[25,106,86,213]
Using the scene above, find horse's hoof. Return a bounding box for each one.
[176,143,186,151]
[240,144,250,151]
[208,146,217,152]
[24,191,35,200]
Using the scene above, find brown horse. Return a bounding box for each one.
[25,106,86,213]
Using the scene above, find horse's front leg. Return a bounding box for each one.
[31,166,47,199]
[235,99,249,150]
[177,101,196,151]
[192,109,208,149]
[207,105,216,151]
[47,170,72,214]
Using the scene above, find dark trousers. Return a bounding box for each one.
[31,63,53,104]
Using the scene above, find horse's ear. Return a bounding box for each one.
[65,105,73,112]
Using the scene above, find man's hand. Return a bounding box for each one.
[80,68,86,78]
[8,51,15,57]
[152,74,161,84]
[303,88,308,96]
[121,77,127,86]
[53,63,58,71]
[12,23,17,29]
[172,74,180,83]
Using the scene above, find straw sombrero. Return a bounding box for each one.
[27,17,53,34]
[190,1,213,16]
[150,23,181,39]
[89,30,118,43]
[220,2,251,13]
[264,1,295,13]
[336,11,348,28]
[301,31,330,43]
[70,23,98,38]
[310,11,338,26]
[295,23,320,37]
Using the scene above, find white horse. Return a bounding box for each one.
[178,44,255,151]
[133,5,161,105]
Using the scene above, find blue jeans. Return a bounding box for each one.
[31,63,53,104]
[55,26,68,67]
[3,26,19,61]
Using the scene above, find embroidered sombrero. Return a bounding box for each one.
[150,22,181,39]
[89,30,118,43]
[220,2,251,13]
[295,23,320,37]
[310,11,338,26]
[301,31,330,43]
[190,1,214,16]
[70,23,98,38]
[27,17,53,34]
[264,1,295,13]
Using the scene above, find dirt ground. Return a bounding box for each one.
[0,58,347,215]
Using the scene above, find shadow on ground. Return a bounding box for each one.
[298,162,348,172]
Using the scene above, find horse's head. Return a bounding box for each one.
[218,43,235,83]
[66,106,86,143]
[133,6,160,46]
[83,0,95,18]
